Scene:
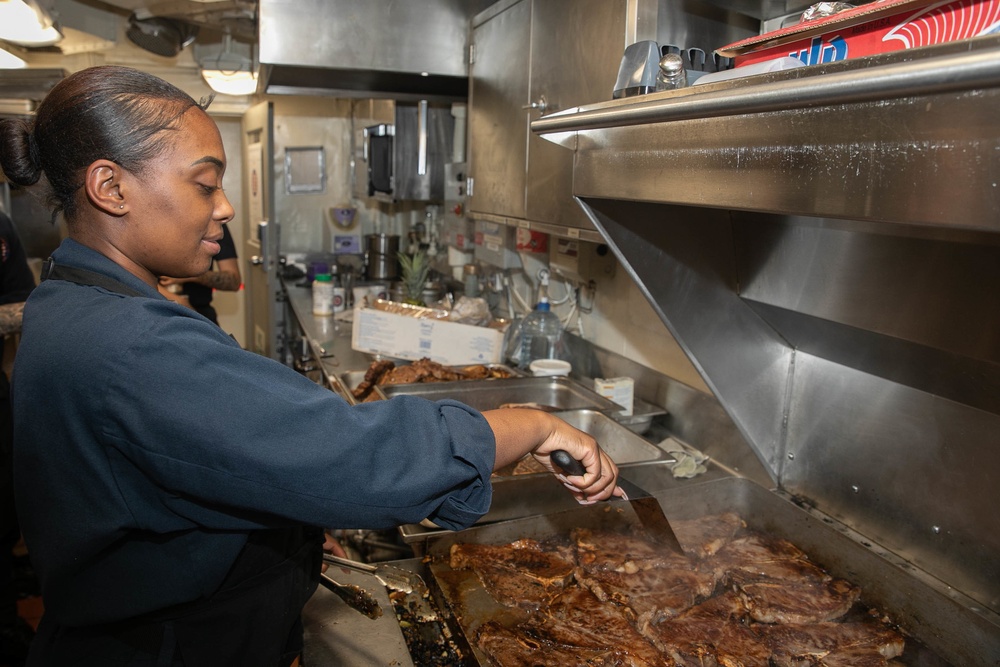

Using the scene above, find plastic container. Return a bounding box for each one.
[529,359,571,377]
[312,273,334,316]
[515,299,563,369]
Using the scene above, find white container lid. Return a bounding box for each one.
[529,359,572,377]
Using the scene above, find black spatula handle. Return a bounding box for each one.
[551,449,587,476]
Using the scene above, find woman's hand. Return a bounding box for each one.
[483,408,624,504]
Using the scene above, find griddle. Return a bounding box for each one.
[422,477,1000,666]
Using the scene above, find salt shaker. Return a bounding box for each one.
[656,53,687,91]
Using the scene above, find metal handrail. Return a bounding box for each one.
[530,46,1000,134]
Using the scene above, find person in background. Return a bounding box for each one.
[158,224,240,325]
[0,208,36,666]
[0,66,622,667]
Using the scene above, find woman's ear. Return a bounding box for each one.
[84,160,127,216]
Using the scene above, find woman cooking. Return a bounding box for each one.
[0,66,622,666]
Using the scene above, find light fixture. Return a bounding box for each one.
[198,33,257,96]
[126,13,198,58]
[0,46,27,69]
[0,0,63,48]
[200,68,257,96]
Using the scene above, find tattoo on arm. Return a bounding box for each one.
[196,270,241,291]
[0,302,26,336]
[193,258,241,292]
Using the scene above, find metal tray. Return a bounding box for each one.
[382,375,621,413]
[339,363,521,400]
[612,395,668,434]
[549,410,666,464]
[399,414,692,552]
[424,477,998,667]
[490,410,668,478]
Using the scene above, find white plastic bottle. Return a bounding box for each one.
[312,273,334,316]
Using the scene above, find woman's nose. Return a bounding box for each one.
[217,191,235,223]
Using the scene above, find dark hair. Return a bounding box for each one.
[0,65,203,220]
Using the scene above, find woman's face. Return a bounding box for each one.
[122,106,235,282]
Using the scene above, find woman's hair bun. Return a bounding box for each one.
[0,118,43,187]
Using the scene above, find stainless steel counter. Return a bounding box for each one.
[301,565,414,666]
[283,281,371,401]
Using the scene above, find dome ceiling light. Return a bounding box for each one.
[0,0,63,48]
[197,32,257,96]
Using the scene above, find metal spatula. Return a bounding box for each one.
[551,449,685,554]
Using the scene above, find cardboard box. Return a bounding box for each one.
[352,303,504,365]
[718,0,1000,67]
[594,376,635,417]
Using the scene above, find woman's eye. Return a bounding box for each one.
[199,184,218,195]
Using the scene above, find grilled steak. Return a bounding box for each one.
[473,563,563,610]
[351,359,394,400]
[378,363,427,385]
[671,512,746,560]
[476,621,630,667]
[723,555,831,585]
[522,587,674,667]
[705,534,859,624]
[736,576,860,625]
[352,358,506,399]
[573,528,693,573]
[449,539,575,587]
[450,539,576,610]
[459,364,513,380]
[709,534,813,574]
[575,564,717,627]
[639,594,770,667]
[761,621,905,667]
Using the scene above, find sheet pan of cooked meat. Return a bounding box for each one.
[348,358,518,402]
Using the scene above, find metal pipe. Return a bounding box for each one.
[531,47,1000,134]
[417,99,428,176]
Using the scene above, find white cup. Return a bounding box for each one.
[529,359,572,377]
[352,286,371,309]
[332,287,346,313]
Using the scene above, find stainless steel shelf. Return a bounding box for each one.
[532,44,1000,134]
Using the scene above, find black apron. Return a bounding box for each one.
[31,260,322,667]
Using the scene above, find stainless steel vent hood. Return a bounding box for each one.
[532,35,1000,653]
[258,0,482,101]
[0,68,65,106]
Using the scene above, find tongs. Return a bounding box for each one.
[323,554,428,595]
[318,572,384,620]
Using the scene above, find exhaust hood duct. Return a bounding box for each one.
[258,0,474,101]
[126,13,198,57]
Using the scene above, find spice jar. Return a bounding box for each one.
[312,273,334,316]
